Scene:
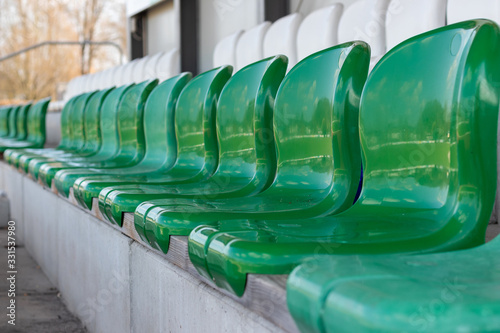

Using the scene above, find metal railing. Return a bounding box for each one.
[0,40,125,64]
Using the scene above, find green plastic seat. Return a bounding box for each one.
[25,90,116,177]
[70,72,215,209]
[21,92,96,175]
[4,105,20,139]
[287,233,500,333]
[0,98,50,152]
[96,56,286,227]
[0,106,12,137]
[186,20,500,297]
[0,103,31,146]
[5,95,79,168]
[36,81,156,190]
[23,87,129,179]
[133,42,367,257]
[30,75,190,191]
[64,73,193,208]
[70,65,233,213]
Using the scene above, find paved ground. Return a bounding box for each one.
[0,227,86,333]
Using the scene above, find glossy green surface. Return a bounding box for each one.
[136,43,366,259]
[5,105,20,139]
[0,98,50,151]
[187,20,500,297]
[69,73,192,208]
[0,106,11,137]
[25,89,115,177]
[288,234,500,333]
[85,66,233,224]
[5,95,79,168]
[25,86,132,181]
[40,81,155,190]
[0,103,31,146]
[97,57,286,228]
[14,103,31,140]
[24,92,96,176]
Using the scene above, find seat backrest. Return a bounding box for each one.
[0,107,11,137]
[15,103,32,140]
[213,30,244,68]
[67,92,96,150]
[156,49,180,81]
[358,20,500,239]
[125,59,141,84]
[120,62,134,85]
[296,4,343,62]
[235,22,271,72]
[133,56,150,83]
[386,0,447,50]
[64,77,78,101]
[25,97,51,146]
[80,88,115,154]
[94,84,135,158]
[6,106,20,138]
[262,42,369,214]
[56,96,80,149]
[166,66,232,175]
[139,73,192,169]
[113,64,126,86]
[338,0,391,58]
[264,13,303,69]
[112,80,159,164]
[208,56,288,191]
[143,52,164,80]
[447,0,500,24]
[105,67,118,88]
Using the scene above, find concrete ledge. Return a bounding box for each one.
[0,161,296,333]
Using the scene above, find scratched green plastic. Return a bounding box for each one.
[5,95,79,168]
[186,20,500,297]
[0,98,50,152]
[66,73,193,208]
[38,81,155,190]
[97,56,286,228]
[134,43,366,259]
[69,65,234,223]
[287,233,500,333]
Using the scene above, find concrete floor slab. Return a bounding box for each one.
[0,228,85,332]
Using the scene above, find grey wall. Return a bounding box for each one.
[146,1,179,55]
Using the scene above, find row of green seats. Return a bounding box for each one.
[0,98,50,152]
[286,20,500,333]
[4,20,500,332]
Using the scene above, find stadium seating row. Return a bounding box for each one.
[2,19,500,332]
[63,49,180,102]
[0,99,50,152]
[213,0,500,72]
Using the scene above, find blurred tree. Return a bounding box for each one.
[0,0,126,102]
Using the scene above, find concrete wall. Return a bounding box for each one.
[0,163,289,333]
[146,1,179,55]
